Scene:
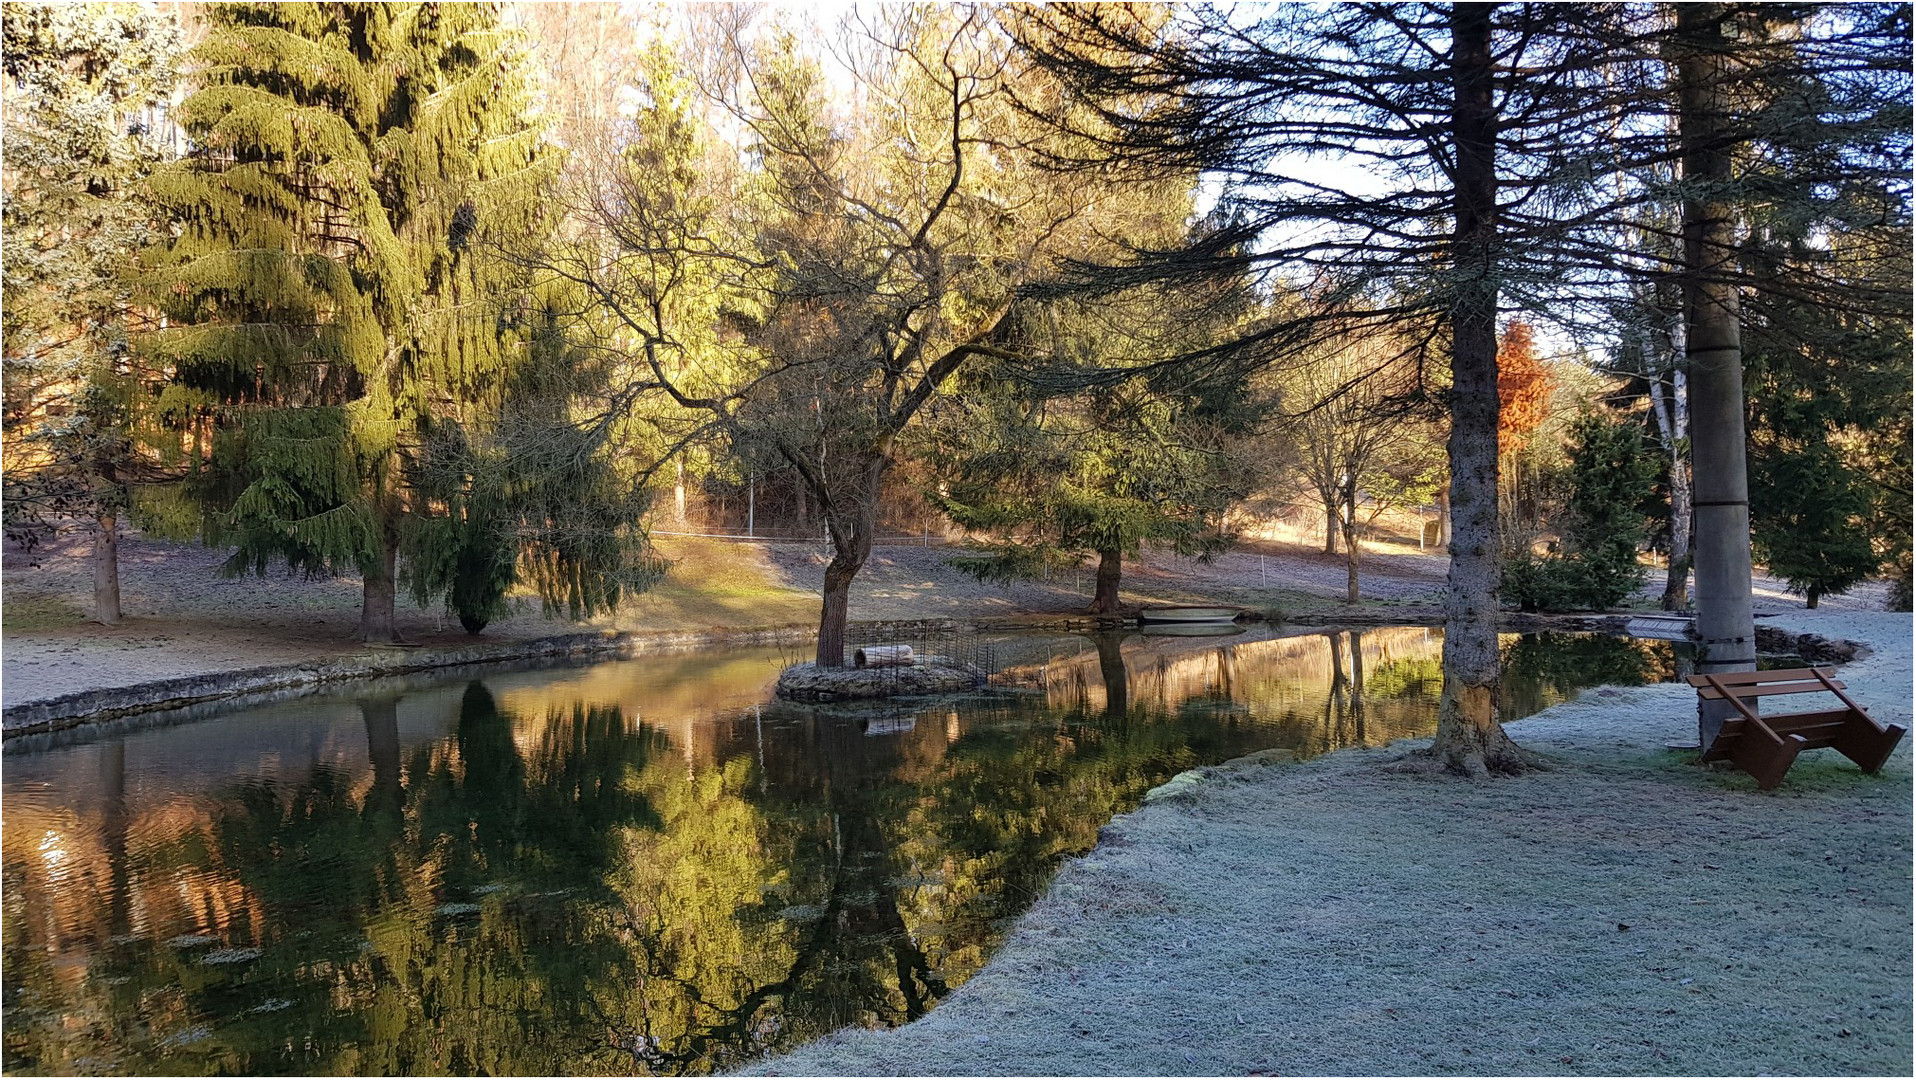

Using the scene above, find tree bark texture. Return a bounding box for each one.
[1341,513,1361,603]
[1432,2,1526,777]
[1089,548,1124,613]
[1678,2,1757,747]
[92,510,122,626]
[814,448,888,667]
[1652,371,1694,610]
[356,535,398,643]
[1323,499,1340,554]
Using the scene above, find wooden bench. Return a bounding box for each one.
[1686,667,1906,790]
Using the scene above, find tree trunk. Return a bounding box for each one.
[1322,498,1340,554]
[817,553,859,668]
[362,697,405,817]
[1804,586,1821,610]
[356,536,398,643]
[92,509,122,625]
[675,458,687,524]
[1349,629,1367,742]
[1652,371,1694,611]
[100,741,130,938]
[814,448,887,668]
[1431,2,1525,777]
[1088,548,1123,613]
[1326,631,1348,739]
[1094,633,1129,716]
[1341,513,1360,603]
[1327,631,1348,698]
[1678,3,1758,748]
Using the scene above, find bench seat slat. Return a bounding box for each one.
[1709,718,1849,751]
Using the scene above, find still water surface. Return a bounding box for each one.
[3,628,1679,1075]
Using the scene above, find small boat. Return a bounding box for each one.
[1625,615,1696,642]
[1138,606,1242,624]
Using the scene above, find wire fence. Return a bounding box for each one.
[845,625,1001,680]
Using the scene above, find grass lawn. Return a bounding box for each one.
[741,610,1912,1076]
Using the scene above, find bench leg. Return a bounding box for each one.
[1728,727,1803,791]
[1834,719,1908,775]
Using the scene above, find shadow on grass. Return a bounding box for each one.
[1,595,88,632]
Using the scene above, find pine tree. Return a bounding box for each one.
[1501,410,1657,612]
[144,2,597,640]
[930,365,1255,615]
[2,1,181,623]
[1744,237,1910,610]
[1013,3,1635,774]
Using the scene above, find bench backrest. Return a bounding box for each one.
[1685,667,1845,702]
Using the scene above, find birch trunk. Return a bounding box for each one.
[1651,370,1694,611]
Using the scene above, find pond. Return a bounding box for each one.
[2,627,1683,1076]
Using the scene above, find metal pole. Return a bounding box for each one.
[747,473,755,538]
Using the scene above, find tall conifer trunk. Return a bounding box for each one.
[357,536,398,643]
[92,510,121,626]
[1678,2,1757,748]
[1089,548,1124,613]
[1431,1,1526,776]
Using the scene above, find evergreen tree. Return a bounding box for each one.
[1501,410,1657,612]
[1744,239,1910,609]
[1013,3,1638,774]
[1,1,181,623]
[929,364,1254,615]
[145,2,637,639]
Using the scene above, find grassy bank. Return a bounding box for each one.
[741,610,1913,1076]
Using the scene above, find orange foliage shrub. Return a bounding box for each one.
[1497,322,1552,452]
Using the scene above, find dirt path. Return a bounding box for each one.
[1,526,1879,709]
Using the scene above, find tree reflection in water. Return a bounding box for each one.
[1,629,1676,1075]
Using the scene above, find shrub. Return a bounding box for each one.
[1500,411,1655,612]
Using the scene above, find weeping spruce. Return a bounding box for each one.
[147,3,639,638]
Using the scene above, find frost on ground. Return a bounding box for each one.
[743,611,1912,1077]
